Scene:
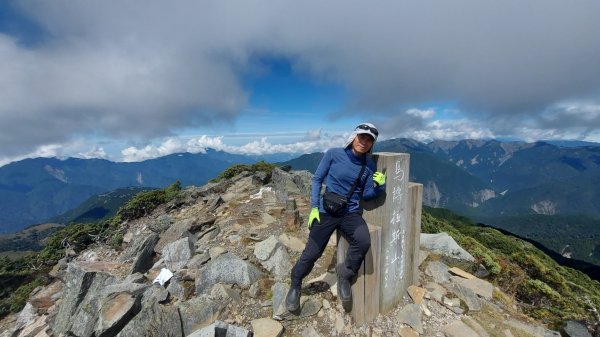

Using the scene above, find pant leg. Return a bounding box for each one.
[290,213,339,287]
[338,213,371,280]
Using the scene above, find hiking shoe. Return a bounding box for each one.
[337,273,352,303]
[285,286,301,312]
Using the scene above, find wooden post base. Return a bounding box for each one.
[336,224,382,325]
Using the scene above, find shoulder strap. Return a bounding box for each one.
[346,164,366,200]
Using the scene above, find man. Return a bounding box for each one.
[286,122,386,312]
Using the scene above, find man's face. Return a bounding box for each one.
[352,133,374,155]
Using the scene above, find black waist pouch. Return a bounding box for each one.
[322,191,348,216]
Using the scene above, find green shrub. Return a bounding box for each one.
[9,277,45,313]
[518,279,561,307]
[210,161,277,183]
[459,236,501,275]
[511,252,568,292]
[116,181,181,221]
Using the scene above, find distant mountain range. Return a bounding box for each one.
[1,138,599,236]
[283,138,600,217]
[280,138,600,266]
[0,150,257,233]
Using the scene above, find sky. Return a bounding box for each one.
[1,0,600,166]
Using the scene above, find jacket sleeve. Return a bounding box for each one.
[311,150,333,208]
[361,159,385,201]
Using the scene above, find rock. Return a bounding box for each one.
[450,275,494,300]
[285,209,300,231]
[418,249,430,267]
[95,292,141,337]
[52,263,119,336]
[396,303,423,334]
[155,216,210,253]
[561,321,593,337]
[251,318,284,337]
[398,327,419,337]
[254,236,292,281]
[302,325,322,337]
[129,233,159,274]
[166,272,194,300]
[13,310,47,337]
[271,282,288,320]
[209,246,227,259]
[195,252,262,295]
[335,314,345,334]
[210,283,242,303]
[294,298,322,319]
[463,316,490,337]
[14,303,37,333]
[278,234,305,253]
[177,296,225,336]
[448,266,475,279]
[29,281,62,314]
[443,320,480,337]
[187,251,211,268]
[116,301,181,337]
[161,235,194,271]
[270,168,312,202]
[420,232,475,262]
[407,285,426,304]
[148,215,173,233]
[262,212,277,225]
[425,261,452,283]
[446,281,482,311]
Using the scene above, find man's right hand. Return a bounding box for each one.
[307,208,320,229]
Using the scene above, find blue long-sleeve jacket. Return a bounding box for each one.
[312,147,385,214]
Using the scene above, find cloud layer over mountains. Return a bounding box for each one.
[1,0,599,163]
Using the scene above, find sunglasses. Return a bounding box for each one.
[356,124,379,137]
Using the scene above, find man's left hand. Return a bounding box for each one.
[373,171,386,186]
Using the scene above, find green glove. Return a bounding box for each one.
[307,207,320,229]
[373,171,386,186]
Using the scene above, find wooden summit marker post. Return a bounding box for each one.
[336,152,422,322]
[362,152,410,314]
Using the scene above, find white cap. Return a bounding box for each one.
[344,122,379,152]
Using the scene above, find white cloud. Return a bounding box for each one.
[1,0,600,163]
[119,130,350,161]
[406,109,435,119]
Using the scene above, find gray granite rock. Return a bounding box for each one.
[195,252,262,295]
[52,263,118,336]
[254,235,292,281]
[420,232,475,262]
[446,281,481,312]
[177,296,226,336]
[562,321,593,337]
[162,235,195,271]
[443,320,480,337]
[116,301,181,337]
[396,303,423,334]
[425,261,452,284]
[251,318,284,337]
[271,282,288,320]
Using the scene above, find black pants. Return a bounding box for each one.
[290,212,371,287]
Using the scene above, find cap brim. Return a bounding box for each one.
[356,130,377,140]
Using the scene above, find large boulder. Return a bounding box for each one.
[270,168,312,202]
[162,235,195,272]
[195,252,262,295]
[420,232,475,262]
[116,285,177,337]
[177,296,225,336]
[52,263,119,336]
[254,235,292,281]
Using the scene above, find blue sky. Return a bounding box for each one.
[1,1,600,166]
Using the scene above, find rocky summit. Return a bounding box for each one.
[0,168,580,336]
